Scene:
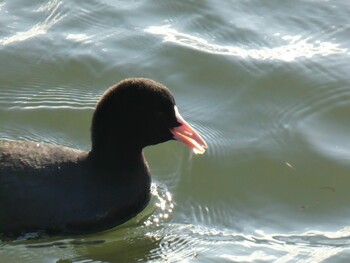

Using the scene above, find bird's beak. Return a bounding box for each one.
[170,106,207,155]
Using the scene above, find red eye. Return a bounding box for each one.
[157,112,166,119]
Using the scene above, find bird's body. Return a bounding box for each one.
[0,140,150,235]
[0,78,207,236]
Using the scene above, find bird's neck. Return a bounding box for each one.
[89,142,145,169]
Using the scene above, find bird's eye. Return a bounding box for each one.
[157,111,173,127]
[157,112,166,121]
[156,109,178,127]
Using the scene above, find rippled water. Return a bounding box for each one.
[1,0,350,262]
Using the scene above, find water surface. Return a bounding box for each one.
[1,0,350,262]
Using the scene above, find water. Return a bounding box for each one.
[1,0,350,262]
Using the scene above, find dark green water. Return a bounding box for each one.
[1,0,350,262]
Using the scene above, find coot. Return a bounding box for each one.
[0,78,207,236]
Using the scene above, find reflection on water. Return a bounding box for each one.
[2,223,350,262]
[0,0,65,46]
[145,25,347,62]
[0,86,97,110]
[144,184,174,227]
[1,0,350,261]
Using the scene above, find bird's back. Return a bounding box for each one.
[0,140,150,236]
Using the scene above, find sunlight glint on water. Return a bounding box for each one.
[145,25,347,62]
[1,0,350,262]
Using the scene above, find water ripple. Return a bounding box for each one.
[261,81,350,162]
[145,25,347,62]
[0,0,66,46]
[142,183,175,228]
[0,86,97,110]
[146,224,350,263]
